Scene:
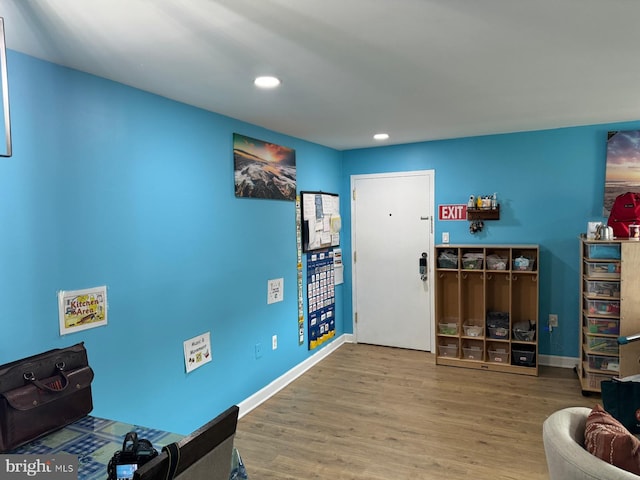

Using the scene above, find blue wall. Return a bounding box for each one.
[341,122,640,360]
[5,48,640,435]
[0,51,344,434]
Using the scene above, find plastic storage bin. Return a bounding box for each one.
[438,322,459,335]
[512,346,536,366]
[584,261,620,278]
[584,280,620,298]
[486,311,509,340]
[462,346,482,360]
[513,256,535,271]
[437,251,458,269]
[463,324,483,337]
[586,244,621,260]
[488,348,509,363]
[587,317,620,335]
[587,354,619,372]
[486,255,508,270]
[512,328,535,342]
[488,327,509,340]
[586,299,620,316]
[586,336,619,354]
[585,371,616,389]
[462,253,483,269]
[438,344,458,357]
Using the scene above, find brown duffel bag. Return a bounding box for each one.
[0,342,94,452]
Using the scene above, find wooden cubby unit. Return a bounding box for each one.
[578,238,640,394]
[435,244,539,376]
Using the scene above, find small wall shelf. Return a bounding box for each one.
[467,205,500,221]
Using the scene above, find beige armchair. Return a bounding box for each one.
[542,407,639,480]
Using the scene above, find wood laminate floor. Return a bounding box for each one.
[234,343,598,480]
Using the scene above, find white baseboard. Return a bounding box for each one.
[237,333,355,418]
[539,354,578,369]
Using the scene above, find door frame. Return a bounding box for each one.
[350,169,436,351]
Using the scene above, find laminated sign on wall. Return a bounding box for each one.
[183,332,212,373]
[58,286,108,335]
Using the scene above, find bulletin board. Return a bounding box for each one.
[300,191,341,253]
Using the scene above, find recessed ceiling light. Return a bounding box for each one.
[254,76,281,88]
[373,133,389,141]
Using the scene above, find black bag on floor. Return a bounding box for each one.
[0,342,94,452]
[601,377,640,434]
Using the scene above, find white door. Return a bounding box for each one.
[351,170,434,351]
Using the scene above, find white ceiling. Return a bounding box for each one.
[2,0,640,150]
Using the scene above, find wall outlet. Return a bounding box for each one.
[272,335,278,350]
[255,343,263,358]
[442,232,450,244]
[548,314,558,328]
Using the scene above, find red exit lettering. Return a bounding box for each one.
[438,204,467,221]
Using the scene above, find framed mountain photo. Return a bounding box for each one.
[233,133,296,200]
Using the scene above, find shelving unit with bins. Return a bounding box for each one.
[435,244,539,376]
[578,238,640,394]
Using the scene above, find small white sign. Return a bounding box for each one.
[58,285,108,335]
[183,332,212,373]
[268,278,284,304]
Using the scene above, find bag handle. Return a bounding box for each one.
[162,442,180,480]
[23,362,70,392]
[123,431,139,451]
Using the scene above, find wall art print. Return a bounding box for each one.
[604,130,640,217]
[233,133,296,200]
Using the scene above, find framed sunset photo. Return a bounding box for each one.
[604,130,640,217]
[233,133,296,201]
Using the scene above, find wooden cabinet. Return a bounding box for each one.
[578,238,640,394]
[435,244,539,376]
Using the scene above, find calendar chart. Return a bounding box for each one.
[307,250,336,350]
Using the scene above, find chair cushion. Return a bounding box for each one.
[584,404,640,475]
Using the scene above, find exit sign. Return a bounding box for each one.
[438,204,467,221]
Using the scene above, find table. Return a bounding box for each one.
[10,415,248,480]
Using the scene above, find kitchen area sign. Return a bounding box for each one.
[438,204,467,221]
